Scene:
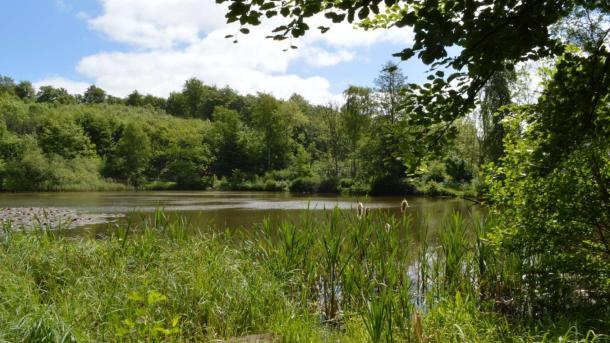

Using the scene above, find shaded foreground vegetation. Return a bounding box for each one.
[0,210,607,342]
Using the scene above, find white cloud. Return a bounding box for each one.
[302,48,354,67]
[34,77,90,95]
[303,16,414,48]
[44,0,415,104]
[89,0,228,49]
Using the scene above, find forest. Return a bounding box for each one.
[0,62,480,195]
[0,0,608,342]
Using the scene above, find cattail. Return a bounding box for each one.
[384,223,391,232]
[400,199,410,213]
[357,201,365,218]
[365,207,371,217]
[412,311,424,341]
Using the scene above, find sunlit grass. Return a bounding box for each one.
[0,209,607,342]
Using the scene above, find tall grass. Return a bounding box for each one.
[0,208,607,342]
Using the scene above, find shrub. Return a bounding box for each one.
[338,178,354,189]
[263,179,286,192]
[426,160,447,183]
[445,156,473,183]
[289,177,319,193]
[370,176,415,195]
[317,177,339,193]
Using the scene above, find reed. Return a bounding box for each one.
[0,208,606,342]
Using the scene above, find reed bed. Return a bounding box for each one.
[0,209,607,342]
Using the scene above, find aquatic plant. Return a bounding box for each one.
[0,209,607,342]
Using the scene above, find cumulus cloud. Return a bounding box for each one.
[42,0,415,104]
[89,0,228,49]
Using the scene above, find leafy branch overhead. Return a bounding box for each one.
[216,0,609,157]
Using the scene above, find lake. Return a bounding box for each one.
[0,191,481,236]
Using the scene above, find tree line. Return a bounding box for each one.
[0,62,491,194]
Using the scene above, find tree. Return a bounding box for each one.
[216,0,608,161]
[320,105,344,179]
[83,85,106,104]
[183,78,206,118]
[14,81,35,100]
[165,92,188,117]
[486,10,610,303]
[113,123,152,186]
[209,107,250,176]
[0,76,15,96]
[375,61,406,124]
[341,86,374,177]
[127,91,144,107]
[251,94,292,171]
[36,86,75,104]
[479,70,515,164]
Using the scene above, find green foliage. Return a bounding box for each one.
[487,49,610,306]
[289,176,319,193]
[36,86,75,104]
[83,85,106,104]
[0,68,479,194]
[110,122,152,186]
[479,70,514,164]
[0,210,608,341]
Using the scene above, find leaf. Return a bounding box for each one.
[127,291,143,302]
[318,26,330,34]
[123,319,135,328]
[147,290,167,305]
[358,7,370,20]
[239,28,250,34]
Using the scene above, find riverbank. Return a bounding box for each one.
[0,207,122,230]
[0,211,606,342]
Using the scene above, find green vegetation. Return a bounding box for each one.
[0,0,609,341]
[0,211,607,342]
[0,66,477,194]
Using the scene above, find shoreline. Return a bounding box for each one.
[0,207,122,231]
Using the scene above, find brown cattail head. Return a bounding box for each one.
[365,207,371,216]
[357,201,364,218]
[401,199,410,213]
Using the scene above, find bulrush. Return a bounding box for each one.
[401,199,410,213]
[357,201,365,218]
[384,223,391,232]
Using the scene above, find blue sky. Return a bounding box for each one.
[0,0,431,103]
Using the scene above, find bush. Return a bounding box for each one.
[338,178,354,189]
[445,156,473,183]
[317,177,339,193]
[289,177,319,193]
[263,179,286,192]
[370,176,415,196]
[347,182,370,195]
[426,160,447,183]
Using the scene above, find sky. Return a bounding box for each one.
[0,0,433,104]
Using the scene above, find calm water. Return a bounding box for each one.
[0,191,481,236]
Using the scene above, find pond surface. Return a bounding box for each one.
[0,191,481,236]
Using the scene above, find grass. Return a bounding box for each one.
[0,210,607,342]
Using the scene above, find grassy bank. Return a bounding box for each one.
[0,210,607,342]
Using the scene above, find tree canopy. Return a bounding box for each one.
[217,0,609,163]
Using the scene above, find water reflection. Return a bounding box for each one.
[0,191,482,236]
